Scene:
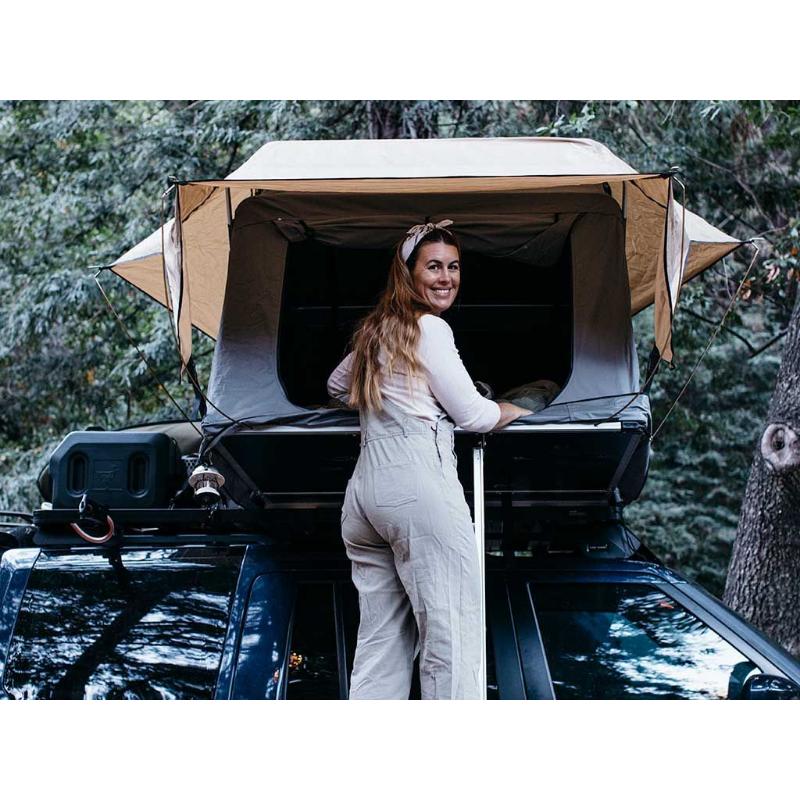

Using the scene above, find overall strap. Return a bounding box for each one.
[360,396,441,444]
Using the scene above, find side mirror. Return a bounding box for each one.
[740,674,800,700]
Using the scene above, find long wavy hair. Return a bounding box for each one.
[347,227,461,412]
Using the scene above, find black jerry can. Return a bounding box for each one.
[49,431,181,509]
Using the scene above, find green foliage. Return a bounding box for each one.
[2,100,798,596]
[627,288,783,597]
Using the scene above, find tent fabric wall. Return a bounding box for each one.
[557,213,638,406]
[205,220,295,427]
[202,191,644,433]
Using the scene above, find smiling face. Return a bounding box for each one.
[410,241,461,315]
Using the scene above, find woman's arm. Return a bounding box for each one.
[418,314,529,432]
[493,401,532,430]
[327,352,354,404]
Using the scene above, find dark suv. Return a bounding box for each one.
[2,419,799,700]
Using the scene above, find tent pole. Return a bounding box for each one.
[472,436,487,700]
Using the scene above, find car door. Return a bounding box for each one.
[228,565,528,699]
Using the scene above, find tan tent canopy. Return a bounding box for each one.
[110,136,744,365]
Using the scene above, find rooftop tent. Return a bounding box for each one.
[110,137,744,368]
[203,187,647,432]
[106,136,747,511]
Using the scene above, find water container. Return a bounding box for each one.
[49,431,181,509]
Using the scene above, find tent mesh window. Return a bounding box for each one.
[278,240,573,409]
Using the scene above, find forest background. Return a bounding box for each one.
[1,99,798,598]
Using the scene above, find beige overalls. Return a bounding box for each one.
[341,398,482,700]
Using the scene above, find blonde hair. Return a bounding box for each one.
[348,228,461,412]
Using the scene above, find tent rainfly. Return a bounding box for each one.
[111,136,745,367]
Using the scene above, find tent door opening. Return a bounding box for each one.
[278,237,573,411]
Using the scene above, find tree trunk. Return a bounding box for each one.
[724,290,800,657]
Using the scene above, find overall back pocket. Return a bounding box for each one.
[373,462,418,508]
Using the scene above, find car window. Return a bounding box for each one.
[530,582,760,699]
[285,582,342,700]
[3,548,242,699]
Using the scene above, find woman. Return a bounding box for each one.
[327,221,529,700]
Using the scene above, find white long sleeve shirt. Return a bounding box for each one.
[326,313,501,433]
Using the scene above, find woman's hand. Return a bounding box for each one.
[492,401,531,430]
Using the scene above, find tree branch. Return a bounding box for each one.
[684,146,776,230]
[681,307,759,355]
[703,189,762,235]
[747,329,789,359]
[627,109,656,156]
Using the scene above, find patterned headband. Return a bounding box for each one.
[400,219,454,264]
